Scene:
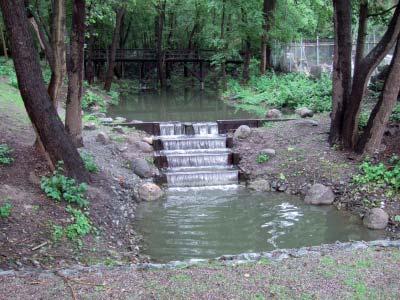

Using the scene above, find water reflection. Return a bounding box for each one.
[135,187,385,262]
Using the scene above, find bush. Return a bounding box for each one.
[225,72,332,116]
[80,152,99,173]
[256,154,270,164]
[0,203,12,218]
[82,90,106,111]
[390,103,400,122]
[40,162,89,208]
[0,144,14,165]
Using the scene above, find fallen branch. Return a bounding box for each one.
[31,241,48,251]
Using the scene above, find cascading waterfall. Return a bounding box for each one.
[156,122,239,187]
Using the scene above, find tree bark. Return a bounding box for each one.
[357,38,400,154]
[0,20,8,58]
[260,0,275,74]
[65,0,85,147]
[47,0,66,108]
[242,39,251,83]
[342,4,400,149]
[85,26,95,85]
[104,7,125,92]
[354,0,368,70]
[329,0,352,144]
[0,0,87,182]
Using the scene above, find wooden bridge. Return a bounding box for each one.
[89,49,243,64]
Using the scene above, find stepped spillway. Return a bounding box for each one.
[155,122,239,187]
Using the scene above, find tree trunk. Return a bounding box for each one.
[260,0,275,74]
[65,0,85,147]
[0,21,8,58]
[85,26,95,85]
[357,38,400,154]
[0,0,87,182]
[354,0,368,70]
[342,4,400,149]
[242,39,251,83]
[329,0,352,144]
[155,1,166,88]
[47,0,66,109]
[220,0,227,90]
[104,7,125,92]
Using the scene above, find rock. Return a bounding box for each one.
[135,141,154,153]
[248,179,271,192]
[131,158,153,178]
[260,148,276,156]
[138,183,164,201]
[83,122,97,130]
[28,171,41,186]
[142,136,154,145]
[296,119,319,127]
[117,146,128,152]
[99,117,113,124]
[96,132,110,145]
[91,112,106,118]
[234,125,251,139]
[363,208,389,230]
[114,117,127,123]
[112,126,125,134]
[295,107,314,118]
[310,65,322,79]
[265,109,282,119]
[304,183,335,205]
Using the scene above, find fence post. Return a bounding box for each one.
[316,35,320,66]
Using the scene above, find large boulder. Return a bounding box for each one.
[248,179,271,192]
[234,125,251,139]
[138,183,164,201]
[84,122,97,130]
[295,107,314,118]
[135,141,154,153]
[260,148,276,157]
[266,109,282,119]
[131,158,153,178]
[96,132,110,145]
[363,208,389,230]
[304,183,335,205]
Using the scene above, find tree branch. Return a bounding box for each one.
[368,4,398,18]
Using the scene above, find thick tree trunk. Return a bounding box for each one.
[0,21,8,58]
[104,7,125,92]
[155,1,166,88]
[357,39,400,154]
[47,0,66,108]
[85,27,95,85]
[65,0,85,147]
[354,0,368,70]
[242,39,251,83]
[342,4,400,149]
[260,0,275,74]
[0,0,87,182]
[329,0,352,144]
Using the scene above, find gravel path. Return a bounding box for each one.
[1,242,399,299]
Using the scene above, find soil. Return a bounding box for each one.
[0,80,154,270]
[232,114,400,233]
[1,241,399,299]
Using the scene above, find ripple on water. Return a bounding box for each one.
[134,187,386,262]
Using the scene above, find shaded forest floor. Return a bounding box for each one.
[1,243,400,299]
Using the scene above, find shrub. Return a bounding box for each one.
[0,144,14,165]
[0,203,12,218]
[80,152,99,173]
[40,162,89,208]
[82,90,106,111]
[65,206,92,241]
[107,90,120,106]
[256,153,270,164]
[225,72,332,116]
[358,111,370,130]
[390,103,400,122]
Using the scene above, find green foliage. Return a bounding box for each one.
[256,154,270,164]
[353,157,400,191]
[225,72,332,116]
[65,206,93,241]
[107,89,120,106]
[40,162,89,208]
[0,60,18,88]
[394,215,400,222]
[390,103,400,122]
[82,90,106,111]
[52,225,64,242]
[358,111,370,130]
[0,144,14,165]
[0,203,12,218]
[80,152,99,173]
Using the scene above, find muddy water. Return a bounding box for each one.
[108,88,254,122]
[135,187,385,262]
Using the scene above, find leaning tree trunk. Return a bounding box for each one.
[329,0,352,144]
[0,20,8,58]
[342,4,400,149]
[104,7,125,92]
[0,0,88,182]
[357,38,400,154]
[65,0,85,147]
[260,0,275,74]
[47,0,66,109]
[354,0,368,70]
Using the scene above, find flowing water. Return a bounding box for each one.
[108,88,254,122]
[135,187,385,262]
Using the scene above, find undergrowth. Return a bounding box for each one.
[0,203,12,218]
[80,152,99,173]
[225,72,332,116]
[256,154,270,164]
[0,144,14,165]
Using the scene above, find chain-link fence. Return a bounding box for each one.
[271,35,394,75]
